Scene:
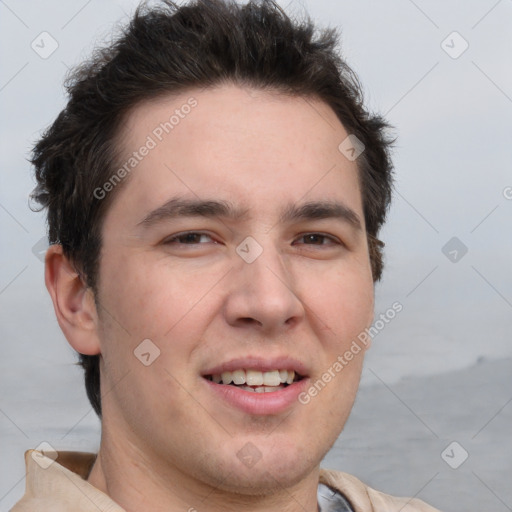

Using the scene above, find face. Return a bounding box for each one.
[94,85,374,493]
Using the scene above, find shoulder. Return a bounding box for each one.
[10,450,124,512]
[11,497,71,512]
[319,468,441,512]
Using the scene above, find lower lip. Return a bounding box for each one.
[203,378,309,415]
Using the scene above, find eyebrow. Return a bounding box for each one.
[138,197,362,231]
[280,200,362,231]
[138,197,250,227]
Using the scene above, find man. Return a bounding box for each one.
[13,0,440,511]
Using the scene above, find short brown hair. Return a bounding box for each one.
[31,0,394,417]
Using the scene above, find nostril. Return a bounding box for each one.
[239,317,262,326]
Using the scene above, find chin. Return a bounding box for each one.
[198,437,325,496]
[211,463,316,496]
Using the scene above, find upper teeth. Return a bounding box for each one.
[213,369,295,386]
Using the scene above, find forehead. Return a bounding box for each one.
[106,84,363,228]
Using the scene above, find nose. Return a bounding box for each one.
[222,240,305,334]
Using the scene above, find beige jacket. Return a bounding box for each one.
[11,450,440,511]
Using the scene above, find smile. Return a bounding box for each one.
[204,369,301,393]
[202,358,309,415]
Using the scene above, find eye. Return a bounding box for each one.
[163,231,217,245]
[294,233,341,246]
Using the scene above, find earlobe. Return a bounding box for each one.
[45,245,101,356]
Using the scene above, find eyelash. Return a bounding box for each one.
[164,232,215,245]
[163,231,341,247]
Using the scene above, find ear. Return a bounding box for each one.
[45,245,101,356]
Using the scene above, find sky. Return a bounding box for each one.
[0,0,511,509]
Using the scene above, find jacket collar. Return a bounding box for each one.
[22,449,125,511]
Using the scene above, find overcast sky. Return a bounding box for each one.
[1,0,511,389]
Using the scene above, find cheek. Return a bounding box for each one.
[97,256,208,419]
[301,262,374,341]
[100,253,221,340]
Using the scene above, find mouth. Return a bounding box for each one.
[203,368,304,393]
[201,358,309,415]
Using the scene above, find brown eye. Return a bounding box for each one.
[296,233,339,245]
[164,232,215,244]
